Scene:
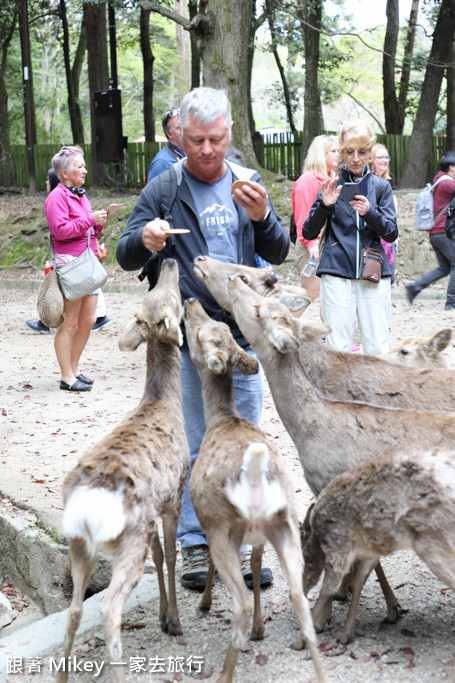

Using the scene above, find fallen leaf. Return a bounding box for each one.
[256,654,268,666]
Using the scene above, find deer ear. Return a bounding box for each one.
[431,328,452,353]
[278,292,311,313]
[232,345,259,376]
[271,329,299,353]
[301,502,315,540]
[297,321,330,342]
[119,318,147,351]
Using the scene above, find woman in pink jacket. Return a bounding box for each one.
[45,146,108,392]
[291,135,338,301]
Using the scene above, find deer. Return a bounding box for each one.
[57,259,190,683]
[183,297,327,683]
[382,328,452,367]
[193,255,455,411]
[193,254,310,315]
[224,275,455,627]
[300,446,455,667]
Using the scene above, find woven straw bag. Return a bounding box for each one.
[37,268,65,328]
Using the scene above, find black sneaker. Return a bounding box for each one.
[240,550,274,589]
[92,316,112,331]
[180,544,210,590]
[25,320,50,334]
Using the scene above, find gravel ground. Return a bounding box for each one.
[1,281,455,682]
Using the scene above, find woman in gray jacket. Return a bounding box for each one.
[302,120,398,355]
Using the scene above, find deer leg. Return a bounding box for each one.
[56,538,97,683]
[99,535,149,683]
[339,558,377,645]
[311,561,344,634]
[375,561,403,623]
[198,558,215,611]
[268,524,327,683]
[333,568,352,602]
[151,533,168,633]
[250,545,265,640]
[162,511,183,635]
[208,534,252,683]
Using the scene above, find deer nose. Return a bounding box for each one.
[194,255,206,264]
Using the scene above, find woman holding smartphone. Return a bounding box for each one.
[302,120,398,355]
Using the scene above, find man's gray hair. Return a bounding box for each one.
[180,87,232,131]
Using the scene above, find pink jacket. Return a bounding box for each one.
[44,183,103,256]
[291,170,326,248]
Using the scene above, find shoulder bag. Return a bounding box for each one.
[51,231,108,302]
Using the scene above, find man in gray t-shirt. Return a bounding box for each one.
[117,87,290,592]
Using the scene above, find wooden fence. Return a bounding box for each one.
[5,133,448,190]
[261,132,448,186]
[7,141,165,191]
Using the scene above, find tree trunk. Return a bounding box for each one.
[383,0,400,133]
[300,0,323,160]
[60,0,85,144]
[84,1,109,182]
[145,0,259,167]
[447,40,455,150]
[246,0,257,139]
[400,0,455,188]
[0,3,17,187]
[140,6,155,143]
[188,0,201,89]
[197,0,258,167]
[398,0,419,133]
[265,0,296,135]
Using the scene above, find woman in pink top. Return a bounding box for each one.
[45,146,108,392]
[371,143,399,283]
[292,135,338,301]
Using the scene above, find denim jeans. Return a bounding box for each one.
[413,232,455,308]
[177,346,264,548]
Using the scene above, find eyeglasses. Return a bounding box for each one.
[162,108,180,131]
[376,156,391,161]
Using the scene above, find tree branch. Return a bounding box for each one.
[139,1,192,30]
[340,88,386,133]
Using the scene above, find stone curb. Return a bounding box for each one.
[0,509,112,621]
[0,278,145,295]
[0,573,158,682]
[0,276,447,298]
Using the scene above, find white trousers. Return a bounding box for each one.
[320,274,391,355]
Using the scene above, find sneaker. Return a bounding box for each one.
[92,316,112,332]
[240,550,273,589]
[25,320,50,334]
[181,544,210,590]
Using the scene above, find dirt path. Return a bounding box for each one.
[1,281,455,681]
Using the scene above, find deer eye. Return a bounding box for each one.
[254,305,261,318]
[400,349,408,355]
[241,275,248,284]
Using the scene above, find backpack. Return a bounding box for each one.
[415,175,452,231]
[445,187,455,240]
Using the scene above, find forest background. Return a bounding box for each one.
[1,0,455,192]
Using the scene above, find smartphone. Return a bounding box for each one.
[342,176,368,203]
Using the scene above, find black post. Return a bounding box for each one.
[108,1,121,186]
[108,1,118,90]
[18,0,36,191]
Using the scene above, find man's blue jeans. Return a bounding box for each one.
[177,346,264,548]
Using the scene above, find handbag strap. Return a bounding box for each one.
[49,230,91,260]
